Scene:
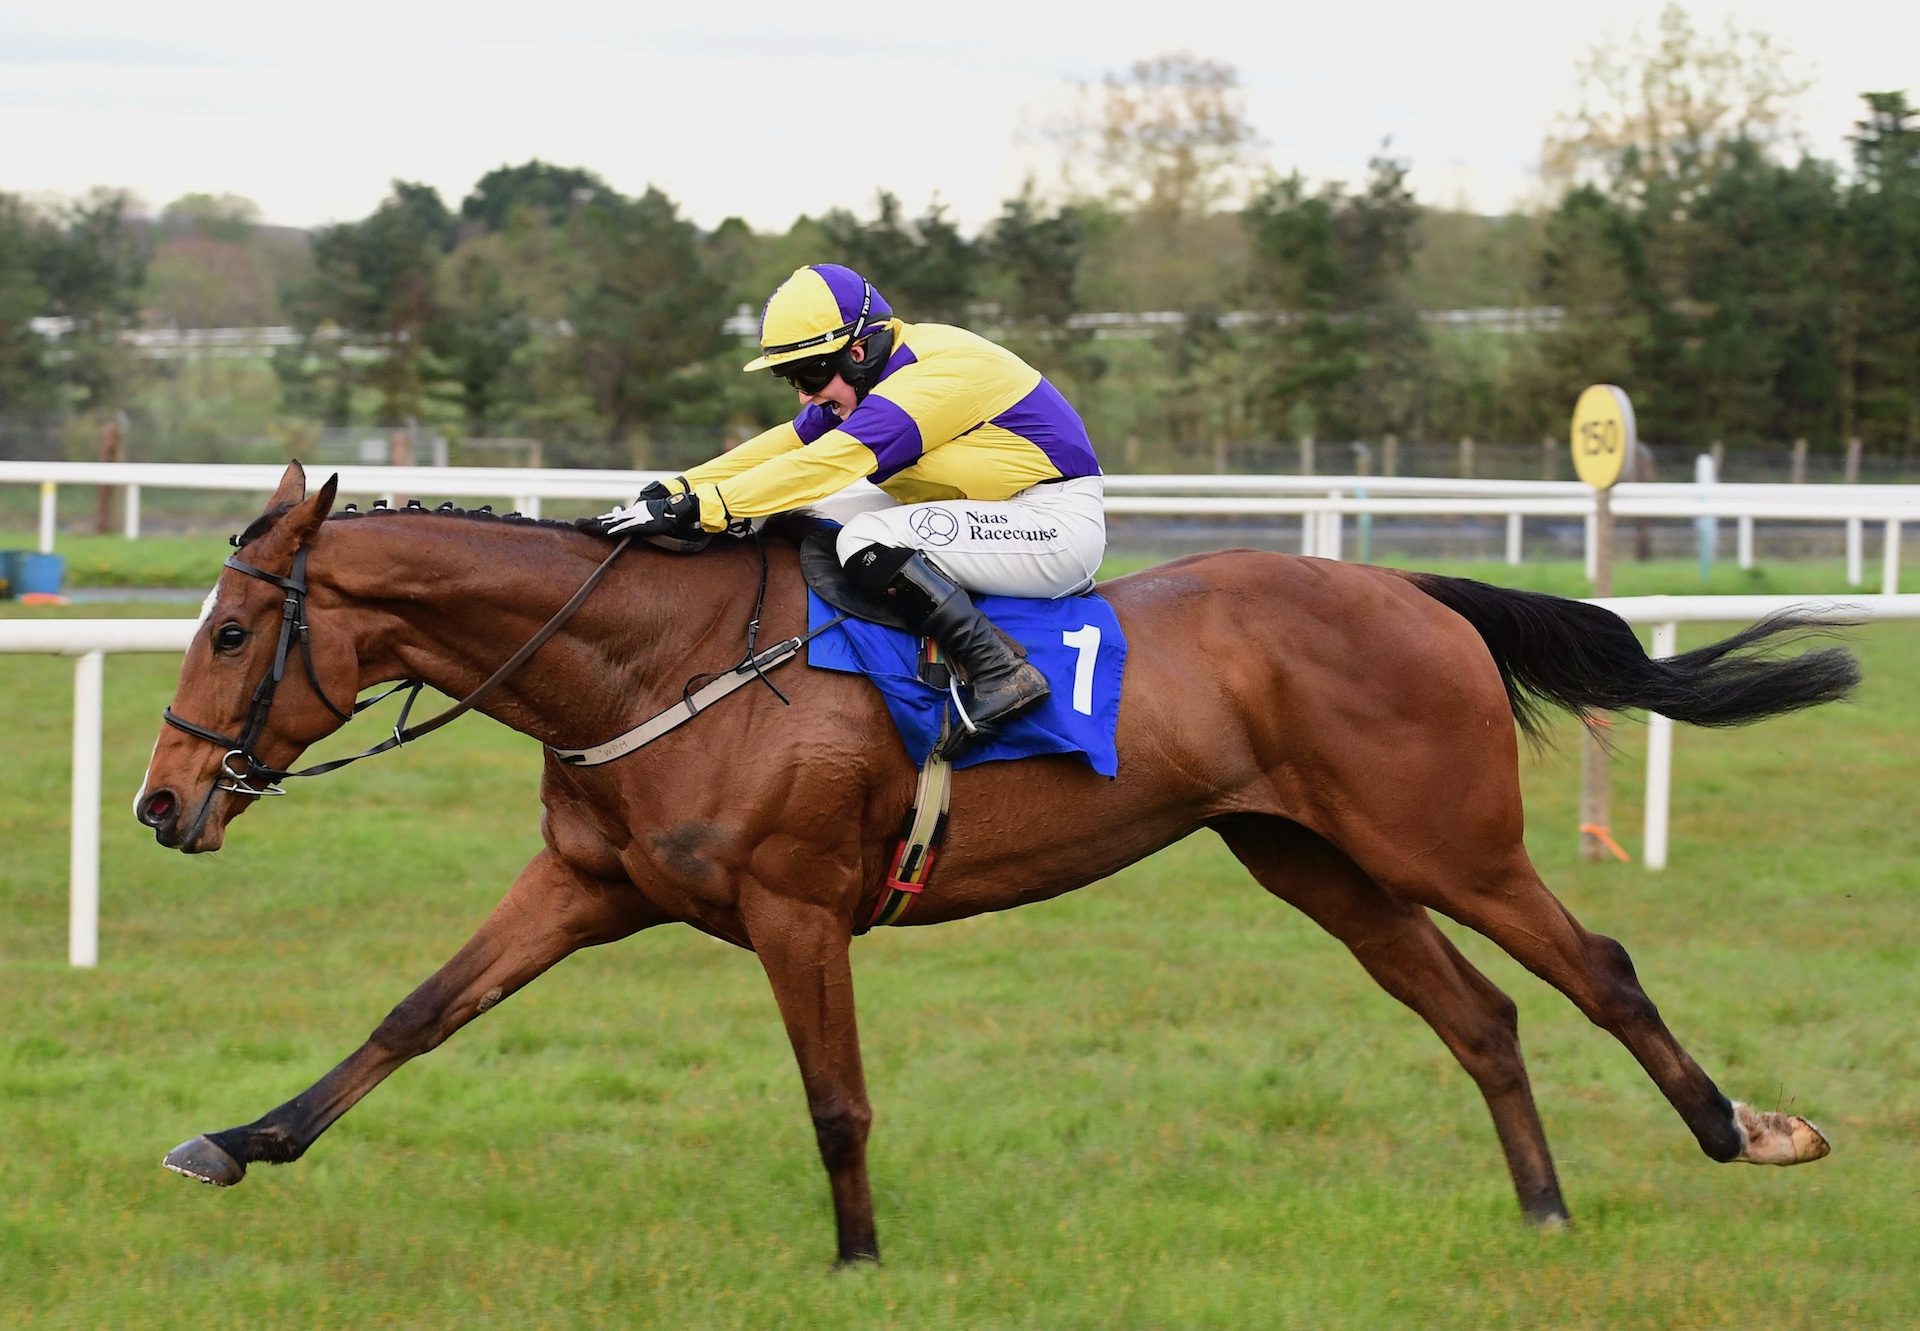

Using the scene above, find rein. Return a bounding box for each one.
[164,535,634,795]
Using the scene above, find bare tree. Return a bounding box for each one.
[1052,52,1264,220]
[1543,3,1810,207]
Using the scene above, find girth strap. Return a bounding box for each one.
[859,713,955,934]
[554,630,802,766]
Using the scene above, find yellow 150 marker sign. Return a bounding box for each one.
[1570,384,1637,490]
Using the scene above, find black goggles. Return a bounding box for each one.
[772,354,840,395]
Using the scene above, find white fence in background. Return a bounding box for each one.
[4,462,1918,592]
[1590,595,1920,869]
[5,594,1918,967]
[0,619,197,967]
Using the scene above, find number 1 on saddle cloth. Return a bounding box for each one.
[804,589,1126,776]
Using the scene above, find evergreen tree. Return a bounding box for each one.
[287,180,456,423]
[1243,153,1425,442]
[565,187,727,460]
[1845,92,1920,449]
[0,194,56,412]
[35,189,148,412]
[1687,144,1843,445]
[459,161,615,233]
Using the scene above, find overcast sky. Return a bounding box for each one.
[5,0,1915,232]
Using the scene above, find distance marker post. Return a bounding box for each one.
[1572,385,1637,863]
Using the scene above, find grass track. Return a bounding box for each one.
[2,571,1917,1328]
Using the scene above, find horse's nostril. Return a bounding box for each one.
[138,790,177,827]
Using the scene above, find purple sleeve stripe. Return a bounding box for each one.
[990,380,1100,478]
[839,395,922,475]
[794,403,839,444]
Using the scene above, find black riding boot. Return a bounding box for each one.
[854,549,1050,732]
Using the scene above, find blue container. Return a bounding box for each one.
[0,549,27,599]
[12,552,64,597]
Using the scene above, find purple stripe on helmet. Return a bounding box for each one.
[812,264,892,327]
[989,380,1100,478]
[838,394,922,477]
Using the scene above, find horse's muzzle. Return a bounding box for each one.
[137,788,185,845]
[137,788,176,831]
[137,787,218,852]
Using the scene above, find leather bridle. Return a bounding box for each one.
[162,536,633,797]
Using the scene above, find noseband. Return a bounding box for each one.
[162,536,633,798]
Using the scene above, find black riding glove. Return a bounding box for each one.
[583,480,703,540]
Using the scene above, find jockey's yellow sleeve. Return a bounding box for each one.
[682,321,1100,531]
[673,425,800,488]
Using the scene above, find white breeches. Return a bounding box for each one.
[826,476,1107,599]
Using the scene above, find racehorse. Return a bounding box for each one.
[137,462,1856,1264]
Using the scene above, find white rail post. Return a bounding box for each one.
[38,481,57,553]
[1884,521,1903,596]
[1643,621,1678,871]
[1300,511,1316,557]
[1737,515,1755,569]
[1506,512,1523,566]
[70,650,103,967]
[1323,491,1343,561]
[1847,517,1864,586]
[1584,511,1598,582]
[123,484,141,539]
[1695,452,1718,579]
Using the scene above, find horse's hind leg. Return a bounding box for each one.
[1387,841,1828,1169]
[1213,814,1569,1224]
[163,849,658,1186]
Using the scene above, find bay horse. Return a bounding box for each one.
[137,462,1855,1264]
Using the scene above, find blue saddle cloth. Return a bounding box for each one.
[806,590,1126,775]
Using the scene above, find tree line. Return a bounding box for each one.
[2,33,1916,472]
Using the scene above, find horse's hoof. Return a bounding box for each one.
[1732,1102,1831,1166]
[163,1136,246,1186]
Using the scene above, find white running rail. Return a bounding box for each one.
[4,463,1916,590]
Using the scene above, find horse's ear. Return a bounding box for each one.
[290,474,339,549]
[268,460,308,509]
[262,473,338,559]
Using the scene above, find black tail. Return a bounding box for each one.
[1404,573,1861,743]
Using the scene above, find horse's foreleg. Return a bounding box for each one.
[164,849,655,1186]
[1213,815,1569,1225]
[742,894,878,1265]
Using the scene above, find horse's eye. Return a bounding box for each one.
[215,624,248,653]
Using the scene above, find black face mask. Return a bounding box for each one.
[841,326,893,399]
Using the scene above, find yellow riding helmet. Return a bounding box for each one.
[742,264,894,373]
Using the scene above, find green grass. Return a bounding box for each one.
[2,580,1916,1328]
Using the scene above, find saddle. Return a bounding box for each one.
[797,529,1028,675]
[798,529,918,633]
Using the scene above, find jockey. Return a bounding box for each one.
[594,263,1106,735]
